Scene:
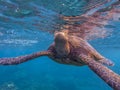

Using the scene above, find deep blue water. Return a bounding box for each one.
[0,0,120,90]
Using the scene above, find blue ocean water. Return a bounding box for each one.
[0,0,120,90]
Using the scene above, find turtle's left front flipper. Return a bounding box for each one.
[79,54,120,90]
[0,51,53,65]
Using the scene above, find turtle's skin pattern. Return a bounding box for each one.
[0,51,52,65]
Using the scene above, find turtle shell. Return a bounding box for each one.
[47,43,90,66]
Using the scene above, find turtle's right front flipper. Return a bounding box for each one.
[79,54,120,90]
[0,51,53,65]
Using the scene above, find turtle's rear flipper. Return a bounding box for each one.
[98,58,114,66]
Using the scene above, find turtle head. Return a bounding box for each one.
[54,31,68,44]
[54,31,70,57]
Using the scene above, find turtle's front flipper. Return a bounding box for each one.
[98,58,114,66]
[79,54,120,90]
[0,51,53,65]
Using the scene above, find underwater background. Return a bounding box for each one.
[0,0,120,90]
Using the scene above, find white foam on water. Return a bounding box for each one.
[0,39,38,46]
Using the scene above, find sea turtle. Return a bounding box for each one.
[0,31,120,90]
[0,0,120,90]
